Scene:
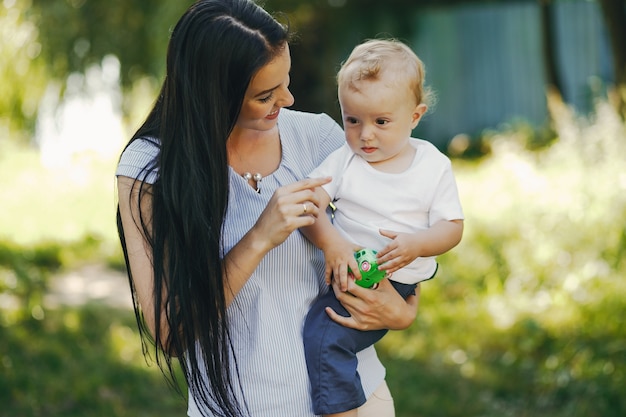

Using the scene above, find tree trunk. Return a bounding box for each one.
[539,0,568,128]
[539,0,563,96]
[597,0,626,117]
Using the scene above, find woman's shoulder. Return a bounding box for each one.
[116,137,160,183]
[122,136,160,153]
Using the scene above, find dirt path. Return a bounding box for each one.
[45,263,133,309]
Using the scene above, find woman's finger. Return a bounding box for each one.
[325,306,361,329]
[283,176,331,194]
[298,201,320,217]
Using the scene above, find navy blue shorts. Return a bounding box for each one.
[303,280,418,414]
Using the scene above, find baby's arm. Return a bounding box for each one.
[376,219,464,275]
[300,186,361,291]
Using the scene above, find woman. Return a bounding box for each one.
[115,1,420,416]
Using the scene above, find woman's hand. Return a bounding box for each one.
[224,176,331,305]
[326,278,420,331]
[250,176,331,250]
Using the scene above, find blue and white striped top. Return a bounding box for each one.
[116,108,385,417]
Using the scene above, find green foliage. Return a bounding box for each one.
[0,0,47,139]
[0,240,61,315]
[378,100,626,416]
[1,0,190,139]
[0,306,186,417]
[27,0,189,87]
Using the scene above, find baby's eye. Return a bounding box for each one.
[259,92,274,103]
[376,119,389,125]
[345,117,358,124]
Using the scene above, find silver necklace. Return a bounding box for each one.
[243,172,262,193]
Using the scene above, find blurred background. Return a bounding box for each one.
[1,0,625,416]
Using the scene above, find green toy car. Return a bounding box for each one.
[352,248,386,288]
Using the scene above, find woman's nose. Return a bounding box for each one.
[278,87,294,107]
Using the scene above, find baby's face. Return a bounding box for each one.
[338,73,426,168]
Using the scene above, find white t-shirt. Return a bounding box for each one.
[309,139,464,284]
[116,109,386,417]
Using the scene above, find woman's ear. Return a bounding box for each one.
[411,103,428,128]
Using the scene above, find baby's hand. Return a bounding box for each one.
[376,229,421,274]
[322,241,361,292]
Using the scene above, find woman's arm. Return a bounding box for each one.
[117,176,169,349]
[118,175,333,345]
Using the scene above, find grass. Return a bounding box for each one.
[378,100,626,417]
[0,306,187,417]
[0,141,120,248]
[1,99,625,416]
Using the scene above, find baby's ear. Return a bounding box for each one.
[412,103,428,127]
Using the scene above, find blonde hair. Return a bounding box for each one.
[337,38,433,108]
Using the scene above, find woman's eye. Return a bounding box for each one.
[259,92,274,103]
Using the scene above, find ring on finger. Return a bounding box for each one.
[302,203,308,214]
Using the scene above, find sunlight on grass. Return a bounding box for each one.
[381,100,626,416]
[0,306,187,417]
[453,100,626,329]
[0,140,120,247]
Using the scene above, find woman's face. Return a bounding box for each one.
[236,43,294,132]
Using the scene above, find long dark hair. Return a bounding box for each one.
[116,1,289,416]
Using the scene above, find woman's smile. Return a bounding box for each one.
[266,108,280,120]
